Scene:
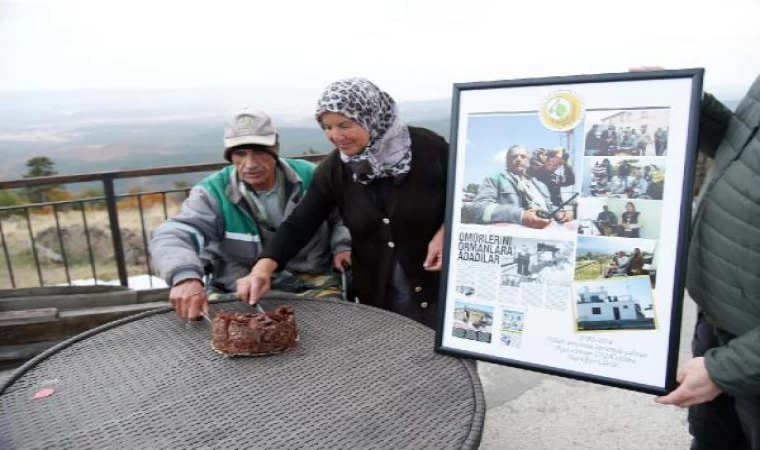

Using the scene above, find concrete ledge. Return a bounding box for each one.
[0,301,167,345]
[0,308,58,326]
[0,285,129,298]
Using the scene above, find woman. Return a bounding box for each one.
[236,78,448,328]
[621,201,641,238]
[628,248,645,275]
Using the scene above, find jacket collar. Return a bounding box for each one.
[224,158,303,203]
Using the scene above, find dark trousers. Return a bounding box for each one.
[689,314,760,450]
[384,259,437,330]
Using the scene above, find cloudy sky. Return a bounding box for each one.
[1,0,759,104]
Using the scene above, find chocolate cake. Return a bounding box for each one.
[211,305,298,356]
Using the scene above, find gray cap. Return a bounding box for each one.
[223,109,278,160]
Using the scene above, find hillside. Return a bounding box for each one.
[0,116,451,192]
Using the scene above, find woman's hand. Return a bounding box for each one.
[332,251,352,272]
[236,258,278,305]
[423,225,445,271]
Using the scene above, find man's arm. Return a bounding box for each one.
[149,187,224,286]
[704,325,760,395]
[657,325,760,407]
[470,176,524,224]
[698,93,733,159]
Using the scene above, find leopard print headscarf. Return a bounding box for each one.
[316,78,412,184]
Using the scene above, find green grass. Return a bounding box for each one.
[574,258,610,281]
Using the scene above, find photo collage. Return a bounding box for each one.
[452,106,668,345]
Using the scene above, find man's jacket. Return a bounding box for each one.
[687,75,760,395]
[150,158,350,292]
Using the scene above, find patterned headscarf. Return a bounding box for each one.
[315,78,412,184]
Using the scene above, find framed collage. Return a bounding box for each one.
[435,69,704,394]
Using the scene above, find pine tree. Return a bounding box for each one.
[23,156,60,203]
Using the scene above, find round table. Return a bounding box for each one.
[0,296,484,449]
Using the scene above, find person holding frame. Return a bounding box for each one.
[634,68,760,450]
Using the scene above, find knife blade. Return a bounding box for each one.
[199,311,213,323]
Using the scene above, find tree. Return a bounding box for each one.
[23,156,61,203]
[464,183,480,194]
[24,157,57,178]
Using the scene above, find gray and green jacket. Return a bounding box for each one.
[686,75,760,395]
[467,171,553,224]
[150,158,351,292]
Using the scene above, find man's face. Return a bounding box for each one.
[506,148,529,176]
[231,148,277,191]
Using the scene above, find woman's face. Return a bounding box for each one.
[626,203,635,212]
[319,112,370,156]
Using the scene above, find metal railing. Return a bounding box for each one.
[0,156,324,290]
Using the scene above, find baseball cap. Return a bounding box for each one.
[223,109,278,160]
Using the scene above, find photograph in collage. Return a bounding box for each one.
[452,301,494,343]
[574,236,657,284]
[459,113,581,233]
[582,156,666,200]
[499,238,575,288]
[583,108,670,157]
[574,276,657,332]
[577,197,662,240]
[499,310,526,348]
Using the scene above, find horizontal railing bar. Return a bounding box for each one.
[0,154,326,189]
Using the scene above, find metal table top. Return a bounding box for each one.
[1,296,484,450]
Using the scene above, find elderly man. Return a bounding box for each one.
[469,145,568,229]
[150,109,351,320]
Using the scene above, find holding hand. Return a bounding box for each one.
[333,251,352,272]
[169,279,208,320]
[236,258,278,305]
[521,209,552,229]
[655,357,722,408]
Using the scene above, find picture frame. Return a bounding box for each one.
[435,69,704,394]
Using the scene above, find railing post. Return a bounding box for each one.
[103,175,129,287]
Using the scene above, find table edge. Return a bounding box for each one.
[0,294,485,450]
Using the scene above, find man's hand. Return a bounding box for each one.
[655,357,722,408]
[236,258,278,305]
[423,225,445,271]
[169,279,208,320]
[521,209,551,229]
[555,210,574,223]
[333,251,352,272]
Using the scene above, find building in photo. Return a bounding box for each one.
[575,280,656,331]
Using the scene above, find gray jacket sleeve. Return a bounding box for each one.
[469,176,523,225]
[698,93,733,159]
[149,187,224,286]
[328,209,351,255]
[705,325,760,395]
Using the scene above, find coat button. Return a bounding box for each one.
[420,302,429,309]
[414,286,422,293]
[382,218,390,224]
[388,242,395,248]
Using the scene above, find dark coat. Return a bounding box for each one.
[260,127,448,312]
[686,75,760,395]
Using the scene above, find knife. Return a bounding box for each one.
[199,311,213,323]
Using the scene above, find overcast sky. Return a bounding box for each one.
[2,0,759,103]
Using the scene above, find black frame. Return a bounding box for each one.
[435,69,705,395]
